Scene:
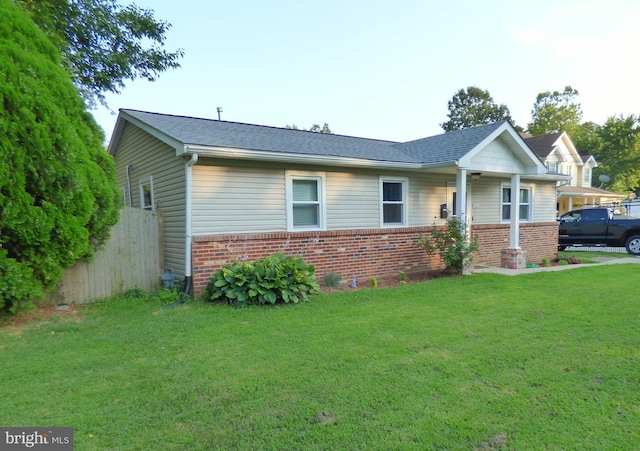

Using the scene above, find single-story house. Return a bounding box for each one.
[107,110,567,295]
[524,131,626,214]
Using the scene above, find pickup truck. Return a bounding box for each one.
[558,207,640,255]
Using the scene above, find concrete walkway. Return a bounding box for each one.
[473,253,640,276]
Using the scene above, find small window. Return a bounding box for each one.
[380,178,407,226]
[501,185,532,222]
[583,167,591,184]
[547,161,558,173]
[139,177,155,211]
[286,172,325,230]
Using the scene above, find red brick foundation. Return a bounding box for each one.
[191,222,560,297]
[471,222,559,268]
[191,227,442,297]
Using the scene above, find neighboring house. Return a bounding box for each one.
[108,110,566,296]
[524,132,626,214]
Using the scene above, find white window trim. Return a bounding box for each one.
[139,176,155,211]
[285,171,326,231]
[500,183,533,223]
[379,177,408,227]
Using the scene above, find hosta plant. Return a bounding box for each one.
[204,253,320,307]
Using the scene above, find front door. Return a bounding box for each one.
[447,182,471,222]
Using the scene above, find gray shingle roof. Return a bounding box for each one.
[391,121,508,165]
[524,132,563,158]
[120,109,513,165]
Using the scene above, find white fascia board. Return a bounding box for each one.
[115,111,184,152]
[181,145,423,170]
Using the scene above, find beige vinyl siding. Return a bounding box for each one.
[113,123,186,276]
[470,178,557,224]
[469,138,526,173]
[409,173,450,226]
[191,165,286,235]
[468,178,499,224]
[325,171,379,229]
[531,181,557,221]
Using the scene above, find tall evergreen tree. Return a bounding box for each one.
[0,0,121,313]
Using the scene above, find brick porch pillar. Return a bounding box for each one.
[501,248,527,269]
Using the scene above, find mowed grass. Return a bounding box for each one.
[1,265,639,450]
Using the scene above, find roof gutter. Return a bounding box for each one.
[179,145,423,170]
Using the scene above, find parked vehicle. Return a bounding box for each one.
[557,207,640,255]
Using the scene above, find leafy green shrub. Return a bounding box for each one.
[417,217,479,274]
[204,253,320,307]
[540,257,551,267]
[369,277,378,288]
[0,249,43,314]
[323,271,342,288]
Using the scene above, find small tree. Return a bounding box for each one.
[417,217,479,274]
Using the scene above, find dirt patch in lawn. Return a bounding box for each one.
[0,303,83,330]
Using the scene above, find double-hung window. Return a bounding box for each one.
[286,172,325,230]
[380,178,407,226]
[139,176,155,211]
[501,185,532,222]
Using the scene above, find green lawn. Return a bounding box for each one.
[2,265,639,450]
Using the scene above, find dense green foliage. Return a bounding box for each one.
[204,253,320,307]
[2,265,639,449]
[527,86,582,136]
[16,0,183,108]
[285,123,333,133]
[0,0,121,313]
[444,84,640,194]
[440,86,513,132]
[417,217,480,273]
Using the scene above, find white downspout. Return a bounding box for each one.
[184,153,198,280]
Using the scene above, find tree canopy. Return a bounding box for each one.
[1,0,121,313]
[527,86,582,136]
[590,115,640,193]
[285,123,333,133]
[15,0,184,108]
[440,86,513,132]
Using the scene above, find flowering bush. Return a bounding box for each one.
[417,217,479,274]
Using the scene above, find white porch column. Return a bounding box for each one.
[456,168,467,226]
[509,173,520,249]
[501,173,527,269]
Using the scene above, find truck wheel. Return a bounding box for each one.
[625,235,640,255]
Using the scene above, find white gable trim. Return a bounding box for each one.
[458,122,548,175]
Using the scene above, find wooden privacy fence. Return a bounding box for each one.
[46,207,162,304]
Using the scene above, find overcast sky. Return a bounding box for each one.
[92,0,640,143]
